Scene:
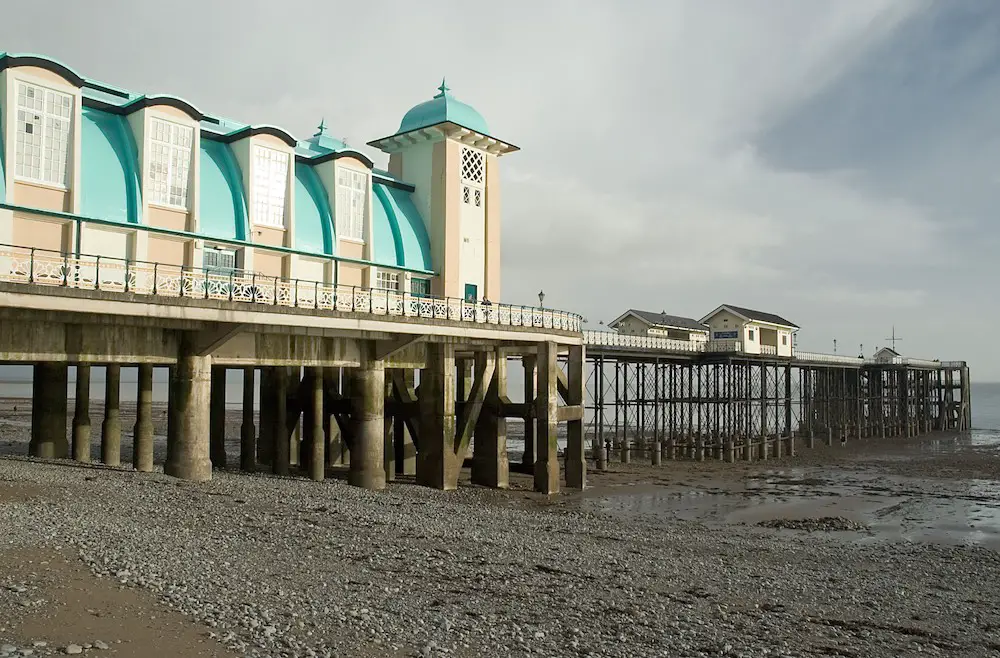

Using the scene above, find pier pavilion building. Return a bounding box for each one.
[699,304,798,357]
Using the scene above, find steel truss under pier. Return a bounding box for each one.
[586,352,972,464]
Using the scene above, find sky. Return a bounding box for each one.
[0,0,996,378]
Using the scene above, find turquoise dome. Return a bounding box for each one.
[398,81,490,136]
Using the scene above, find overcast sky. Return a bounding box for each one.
[1,1,995,379]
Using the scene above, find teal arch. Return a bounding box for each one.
[199,140,247,240]
[294,163,333,254]
[372,183,432,270]
[80,107,140,223]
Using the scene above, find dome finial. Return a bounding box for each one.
[314,118,326,136]
[435,77,450,98]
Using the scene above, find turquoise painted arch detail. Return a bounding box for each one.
[80,107,141,224]
[294,163,334,254]
[199,140,247,241]
[372,183,432,271]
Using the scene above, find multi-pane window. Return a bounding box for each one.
[410,277,431,297]
[252,145,289,227]
[15,82,73,187]
[374,270,399,291]
[460,146,485,207]
[149,118,193,208]
[336,168,367,241]
[203,247,237,273]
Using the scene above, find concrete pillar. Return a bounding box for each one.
[565,344,586,489]
[272,367,290,476]
[743,436,752,461]
[394,369,417,476]
[418,343,459,490]
[620,438,630,464]
[696,436,705,461]
[325,367,347,467]
[309,366,325,482]
[349,357,386,490]
[240,367,256,472]
[164,346,212,481]
[30,363,69,459]
[651,441,662,466]
[210,366,227,469]
[788,431,796,457]
[534,342,560,494]
[724,439,735,463]
[101,364,121,467]
[72,365,92,463]
[775,435,784,459]
[383,375,395,482]
[133,364,154,473]
[473,349,508,489]
[522,355,536,467]
[595,437,607,471]
[257,368,274,466]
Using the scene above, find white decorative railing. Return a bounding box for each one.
[583,331,704,353]
[794,351,864,365]
[760,345,778,356]
[0,244,583,332]
[705,340,743,353]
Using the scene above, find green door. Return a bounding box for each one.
[464,284,478,302]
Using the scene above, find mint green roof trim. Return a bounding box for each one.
[80,108,141,224]
[0,52,86,87]
[294,163,334,255]
[373,183,432,270]
[397,81,490,137]
[199,140,247,241]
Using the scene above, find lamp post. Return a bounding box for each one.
[833,338,837,354]
[538,290,545,309]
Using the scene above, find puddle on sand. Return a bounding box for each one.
[581,437,1000,549]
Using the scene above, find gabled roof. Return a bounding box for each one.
[874,347,900,357]
[610,309,709,332]
[700,304,799,328]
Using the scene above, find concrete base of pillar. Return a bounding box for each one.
[651,441,662,466]
[101,364,121,467]
[164,353,213,482]
[29,363,68,459]
[133,364,155,473]
[72,365,91,463]
[348,364,386,491]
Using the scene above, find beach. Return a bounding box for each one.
[1,391,1000,657]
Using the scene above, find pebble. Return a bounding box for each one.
[63,646,82,656]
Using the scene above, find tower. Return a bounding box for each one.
[368,80,518,301]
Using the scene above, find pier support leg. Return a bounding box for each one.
[325,368,346,467]
[272,367,290,476]
[164,347,212,481]
[418,344,459,490]
[621,438,630,464]
[240,367,256,472]
[309,367,325,482]
[257,369,274,466]
[725,439,735,463]
[565,345,586,490]
[395,369,417,476]
[72,365,91,463]
[473,349,509,489]
[30,363,68,459]
[383,376,395,482]
[101,364,121,467]
[349,358,386,490]
[534,342,560,494]
[651,441,662,466]
[133,364,154,473]
[210,366,227,469]
[522,355,536,468]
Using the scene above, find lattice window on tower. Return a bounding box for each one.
[462,186,471,205]
[474,189,482,207]
[460,147,484,186]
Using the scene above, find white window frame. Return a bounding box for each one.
[14,80,74,188]
[336,167,368,242]
[203,246,238,273]
[148,117,194,210]
[374,269,399,291]
[251,145,289,228]
[410,277,431,297]
[460,146,485,208]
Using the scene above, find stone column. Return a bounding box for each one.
[100,364,121,466]
[534,342,560,494]
[257,368,274,466]
[240,367,256,472]
[325,367,346,467]
[473,348,508,489]
[132,364,154,472]
[309,366,325,482]
[30,363,69,459]
[383,374,395,482]
[521,355,536,467]
[164,346,212,481]
[72,364,92,463]
[210,366,227,469]
[417,343,459,490]
[349,356,386,490]
[272,367,290,476]
[565,344,586,489]
[395,369,417,475]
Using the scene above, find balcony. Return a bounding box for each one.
[0,244,583,332]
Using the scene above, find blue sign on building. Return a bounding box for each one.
[713,331,739,339]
